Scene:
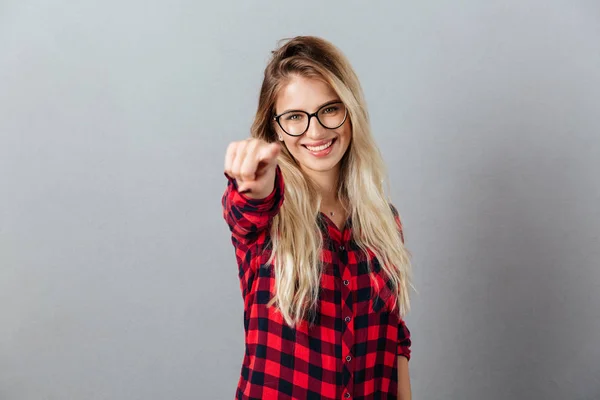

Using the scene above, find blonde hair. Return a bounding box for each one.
[251,36,413,327]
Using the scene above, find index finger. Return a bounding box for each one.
[257,142,281,164]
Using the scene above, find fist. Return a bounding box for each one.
[224,138,281,199]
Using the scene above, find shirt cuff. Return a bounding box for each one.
[397,321,412,361]
[224,165,284,211]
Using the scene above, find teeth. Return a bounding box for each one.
[306,140,333,152]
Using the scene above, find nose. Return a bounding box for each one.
[305,114,327,139]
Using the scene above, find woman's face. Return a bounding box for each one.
[273,75,352,177]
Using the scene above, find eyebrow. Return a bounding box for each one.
[276,99,341,116]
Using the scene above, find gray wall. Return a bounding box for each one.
[1,1,599,399]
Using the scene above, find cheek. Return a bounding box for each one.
[340,125,352,146]
[282,137,303,154]
[345,127,352,141]
[339,128,352,156]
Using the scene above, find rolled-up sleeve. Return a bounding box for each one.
[397,319,412,360]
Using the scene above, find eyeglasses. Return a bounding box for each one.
[273,101,348,137]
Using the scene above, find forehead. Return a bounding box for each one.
[275,75,339,113]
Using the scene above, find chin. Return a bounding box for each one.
[303,159,341,173]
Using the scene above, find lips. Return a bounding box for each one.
[303,138,336,152]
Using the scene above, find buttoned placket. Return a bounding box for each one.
[338,237,355,398]
[320,213,356,399]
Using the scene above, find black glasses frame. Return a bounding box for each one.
[273,101,348,137]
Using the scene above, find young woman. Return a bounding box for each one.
[222,36,413,400]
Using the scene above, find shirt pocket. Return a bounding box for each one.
[354,253,398,315]
[361,252,398,314]
[371,269,397,314]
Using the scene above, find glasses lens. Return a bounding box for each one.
[279,112,308,136]
[318,102,346,129]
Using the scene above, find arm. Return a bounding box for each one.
[222,139,283,287]
[398,355,411,400]
[221,166,283,293]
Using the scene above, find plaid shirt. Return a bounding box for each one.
[222,166,411,400]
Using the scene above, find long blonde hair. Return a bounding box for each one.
[251,36,413,327]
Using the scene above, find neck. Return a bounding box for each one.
[303,165,341,206]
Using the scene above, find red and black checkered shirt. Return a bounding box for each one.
[222,166,411,400]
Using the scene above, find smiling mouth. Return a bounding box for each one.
[303,139,336,152]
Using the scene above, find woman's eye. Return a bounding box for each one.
[285,114,303,121]
[323,106,338,114]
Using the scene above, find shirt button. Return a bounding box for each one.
[343,280,349,286]
[346,355,352,362]
[339,245,345,251]
[344,393,351,398]
[345,316,351,322]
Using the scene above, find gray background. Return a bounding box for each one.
[1,1,599,399]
